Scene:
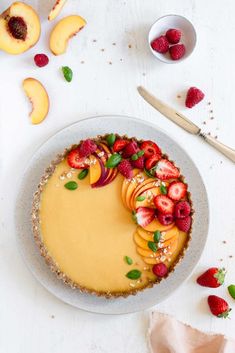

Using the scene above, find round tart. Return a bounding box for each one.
[32,134,193,298]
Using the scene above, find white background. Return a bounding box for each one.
[1,0,235,352]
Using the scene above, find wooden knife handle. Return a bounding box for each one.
[200,133,235,163]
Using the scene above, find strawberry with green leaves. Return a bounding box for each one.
[197,268,226,288]
[208,295,231,318]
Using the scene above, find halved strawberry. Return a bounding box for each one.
[140,140,162,159]
[113,139,128,152]
[154,195,174,214]
[134,207,155,227]
[145,154,161,170]
[67,149,89,169]
[168,181,187,201]
[155,159,180,180]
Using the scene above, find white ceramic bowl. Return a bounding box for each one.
[148,14,197,64]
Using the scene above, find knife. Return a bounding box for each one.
[137,86,235,163]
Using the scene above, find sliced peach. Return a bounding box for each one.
[161,226,179,242]
[121,169,141,209]
[134,186,161,209]
[23,78,49,124]
[49,15,86,55]
[48,0,67,21]
[125,172,146,209]
[142,219,174,232]
[137,227,154,242]
[133,232,150,250]
[136,246,156,258]
[89,155,103,184]
[130,179,156,209]
[0,2,41,55]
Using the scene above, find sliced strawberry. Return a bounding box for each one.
[168,181,187,201]
[155,159,180,180]
[134,207,155,227]
[113,139,128,152]
[140,140,162,159]
[145,154,161,170]
[67,149,89,169]
[154,195,174,214]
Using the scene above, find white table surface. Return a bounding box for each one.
[1,0,235,352]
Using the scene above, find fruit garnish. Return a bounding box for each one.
[144,168,156,179]
[117,159,133,178]
[106,153,122,168]
[197,268,226,288]
[131,156,145,170]
[166,28,181,44]
[174,201,191,219]
[185,87,205,108]
[160,183,167,195]
[126,269,141,280]
[8,16,27,40]
[168,181,187,201]
[155,159,180,180]
[67,149,89,169]
[152,263,168,277]
[148,241,158,252]
[207,295,231,318]
[169,44,186,60]
[136,195,146,202]
[151,36,169,53]
[175,216,192,232]
[137,150,145,157]
[106,133,116,146]
[79,139,97,157]
[113,139,128,152]
[157,213,174,225]
[48,0,67,21]
[153,230,161,243]
[131,153,139,161]
[140,140,161,159]
[154,195,174,214]
[228,285,235,300]
[34,54,49,67]
[64,181,78,190]
[78,169,88,180]
[62,66,73,82]
[124,256,133,265]
[122,141,139,158]
[135,207,155,227]
[145,154,161,170]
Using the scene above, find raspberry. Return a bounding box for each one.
[157,213,174,225]
[169,44,186,60]
[152,263,168,277]
[118,160,133,179]
[174,201,191,219]
[131,156,144,169]
[34,54,49,67]
[185,87,205,108]
[8,16,27,40]
[122,141,139,158]
[175,216,192,232]
[79,139,97,157]
[166,28,181,44]
[151,36,169,54]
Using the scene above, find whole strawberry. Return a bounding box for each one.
[197,267,226,288]
[185,87,205,108]
[208,295,231,318]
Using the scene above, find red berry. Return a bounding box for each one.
[131,156,145,170]
[79,139,97,157]
[67,149,89,169]
[208,295,231,318]
[166,28,181,44]
[118,160,133,179]
[135,207,155,227]
[113,139,128,152]
[155,159,180,180]
[185,87,205,108]
[122,141,139,158]
[168,181,187,201]
[151,36,169,53]
[174,201,191,219]
[197,268,226,288]
[145,154,161,170]
[169,44,186,60]
[175,216,192,232]
[34,54,49,67]
[152,263,168,277]
[140,140,161,159]
[154,195,174,214]
[157,213,174,225]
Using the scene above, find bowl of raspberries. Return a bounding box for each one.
[148,14,197,63]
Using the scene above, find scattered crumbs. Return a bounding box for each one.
[222,240,227,244]
[120,58,123,62]
[129,283,135,288]
[219,258,223,262]
[51,315,55,319]
[229,255,233,258]
[202,121,206,125]
[208,102,211,105]
[128,44,132,49]
[92,39,97,42]
[210,110,213,113]
[108,61,112,65]
[112,42,116,46]
[100,48,105,52]
[215,135,218,139]
[177,95,181,99]
[80,60,85,64]
[143,266,150,271]
[220,160,223,164]
[208,132,211,136]
[210,117,214,120]
[142,72,146,76]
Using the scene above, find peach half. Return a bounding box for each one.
[23,78,49,125]
[48,0,67,21]
[49,15,86,55]
[0,2,41,55]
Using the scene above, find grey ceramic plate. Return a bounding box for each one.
[15,115,209,314]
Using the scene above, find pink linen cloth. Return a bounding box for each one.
[148,312,235,353]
